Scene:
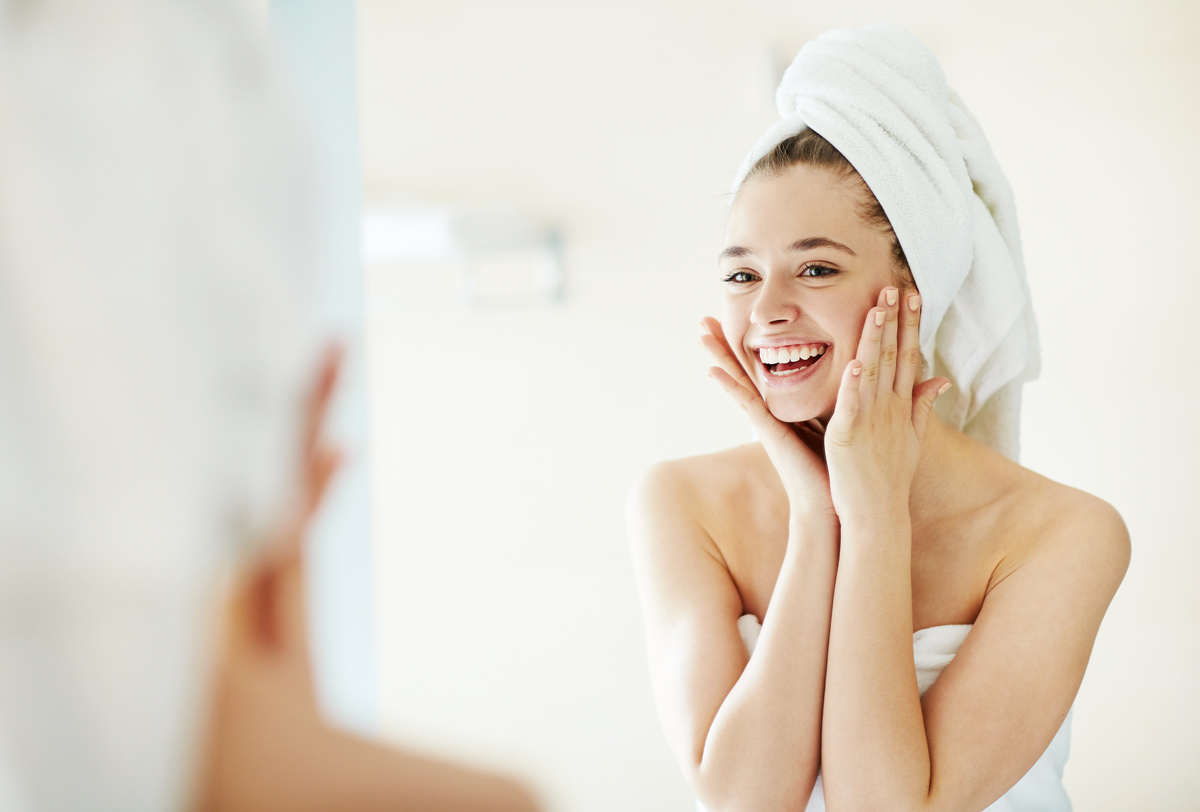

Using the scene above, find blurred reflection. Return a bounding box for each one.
[0,2,539,810]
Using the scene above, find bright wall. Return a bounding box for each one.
[359,2,1200,809]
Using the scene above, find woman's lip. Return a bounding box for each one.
[758,346,828,389]
[752,338,829,349]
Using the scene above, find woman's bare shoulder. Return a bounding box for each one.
[632,443,769,502]
[627,443,774,548]
[999,465,1130,589]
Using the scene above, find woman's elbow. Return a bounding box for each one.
[691,758,818,812]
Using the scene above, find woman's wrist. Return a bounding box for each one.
[831,483,909,524]
[788,503,840,538]
[834,500,911,557]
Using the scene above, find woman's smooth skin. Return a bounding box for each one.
[627,163,1129,812]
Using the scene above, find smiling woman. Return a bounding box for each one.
[718,148,906,425]
[628,24,1128,812]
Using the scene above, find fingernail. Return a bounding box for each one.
[886,288,898,306]
[851,363,862,377]
[937,381,952,396]
[874,309,885,326]
[908,294,921,312]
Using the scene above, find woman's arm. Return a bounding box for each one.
[818,290,1129,812]
[627,320,843,811]
[196,542,543,812]
[195,348,542,812]
[823,499,1127,812]
[628,464,837,812]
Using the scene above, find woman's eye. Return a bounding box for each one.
[722,270,758,284]
[800,264,838,278]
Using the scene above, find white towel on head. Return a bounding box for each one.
[733,24,1039,460]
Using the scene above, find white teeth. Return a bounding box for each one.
[757,344,827,366]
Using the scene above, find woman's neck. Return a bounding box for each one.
[795,410,1010,532]
[907,414,1008,534]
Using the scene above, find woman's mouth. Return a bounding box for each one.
[756,343,828,377]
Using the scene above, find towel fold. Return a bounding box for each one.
[734,24,1039,459]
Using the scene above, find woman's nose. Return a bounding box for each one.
[750,276,800,326]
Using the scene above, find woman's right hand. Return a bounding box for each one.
[700,317,835,520]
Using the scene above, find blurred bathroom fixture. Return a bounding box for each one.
[362,199,563,308]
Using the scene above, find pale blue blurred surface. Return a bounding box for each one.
[269,0,376,733]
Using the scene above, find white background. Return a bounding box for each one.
[355,1,1199,809]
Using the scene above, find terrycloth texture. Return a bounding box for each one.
[733,24,1039,460]
[697,618,1072,812]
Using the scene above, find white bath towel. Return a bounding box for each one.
[733,24,1039,460]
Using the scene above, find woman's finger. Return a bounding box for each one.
[709,366,822,476]
[299,342,347,532]
[699,318,774,429]
[894,292,922,398]
[707,365,756,406]
[701,317,832,485]
[828,358,863,442]
[877,286,900,394]
[855,304,885,406]
[306,445,344,516]
[699,333,753,390]
[700,317,752,380]
[706,365,782,431]
[699,319,756,391]
[912,377,951,441]
[304,342,344,458]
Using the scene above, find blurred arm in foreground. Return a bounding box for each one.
[195,348,540,812]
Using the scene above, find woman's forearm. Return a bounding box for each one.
[694,513,838,812]
[820,507,931,812]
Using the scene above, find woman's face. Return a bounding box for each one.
[720,163,906,424]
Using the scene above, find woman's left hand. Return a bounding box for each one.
[824,287,949,522]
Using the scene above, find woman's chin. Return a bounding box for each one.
[764,397,831,425]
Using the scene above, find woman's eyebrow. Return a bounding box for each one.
[718,245,753,260]
[789,236,856,255]
[718,236,856,261]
